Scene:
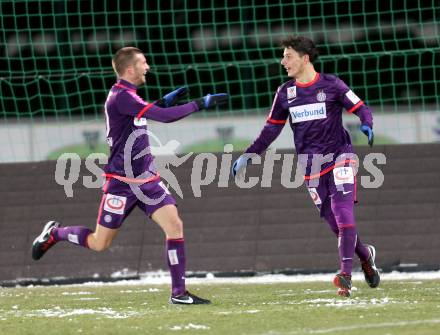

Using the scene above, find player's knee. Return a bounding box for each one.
[163,216,183,238]
[170,217,183,235]
[94,244,109,252]
[335,214,355,227]
[90,239,112,252]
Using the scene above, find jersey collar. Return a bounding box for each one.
[295,72,320,88]
[114,79,138,92]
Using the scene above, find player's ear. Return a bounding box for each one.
[125,64,134,75]
[303,54,310,64]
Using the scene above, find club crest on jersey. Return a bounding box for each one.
[316,90,326,102]
[287,86,297,100]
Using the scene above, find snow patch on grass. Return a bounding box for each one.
[169,323,210,330]
[5,306,140,319]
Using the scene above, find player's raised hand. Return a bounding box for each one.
[231,154,251,179]
[155,87,189,107]
[195,93,228,110]
[360,124,374,147]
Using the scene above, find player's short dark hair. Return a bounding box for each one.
[112,47,143,76]
[280,36,318,63]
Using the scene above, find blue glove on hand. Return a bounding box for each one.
[195,93,229,110]
[155,87,188,107]
[360,124,374,147]
[231,154,251,179]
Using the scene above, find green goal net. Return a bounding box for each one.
[1,1,439,162]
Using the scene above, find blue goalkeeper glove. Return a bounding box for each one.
[155,87,188,107]
[231,154,251,178]
[195,93,229,110]
[360,124,374,147]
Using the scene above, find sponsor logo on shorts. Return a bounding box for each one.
[333,167,354,185]
[104,194,127,215]
[308,187,322,205]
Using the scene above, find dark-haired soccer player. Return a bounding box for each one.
[232,36,379,297]
[32,47,228,304]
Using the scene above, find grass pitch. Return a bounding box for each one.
[1,278,439,335]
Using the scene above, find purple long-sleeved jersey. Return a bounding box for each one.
[246,73,373,177]
[103,79,199,181]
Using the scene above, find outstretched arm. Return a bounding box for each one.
[232,121,285,178]
[141,102,200,123]
[245,122,284,155]
[232,85,288,177]
[135,93,228,123]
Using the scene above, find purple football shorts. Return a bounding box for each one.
[96,177,176,229]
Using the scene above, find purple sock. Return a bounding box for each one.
[331,200,358,275]
[338,224,357,275]
[51,226,92,248]
[166,238,186,297]
[322,202,370,261]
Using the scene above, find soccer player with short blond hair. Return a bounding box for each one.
[32,47,227,304]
